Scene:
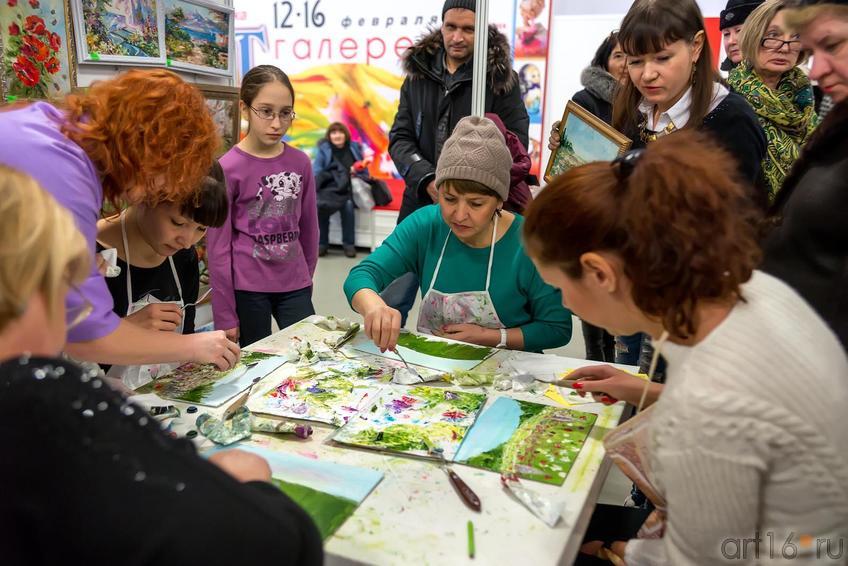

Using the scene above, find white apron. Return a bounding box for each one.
[106,213,184,390]
[416,215,505,334]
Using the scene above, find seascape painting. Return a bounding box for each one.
[164,0,232,76]
[72,0,166,65]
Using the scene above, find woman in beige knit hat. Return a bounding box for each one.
[344,116,572,353]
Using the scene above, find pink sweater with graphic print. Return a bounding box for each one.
[207,144,318,330]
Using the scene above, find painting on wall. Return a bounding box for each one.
[135,350,288,407]
[1,0,77,101]
[454,397,597,485]
[331,385,487,461]
[206,445,383,540]
[163,0,233,76]
[248,359,390,427]
[71,0,167,65]
[197,83,239,155]
[351,331,494,373]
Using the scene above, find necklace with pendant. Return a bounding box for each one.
[639,119,677,143]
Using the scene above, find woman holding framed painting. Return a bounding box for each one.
[0,69,240,375]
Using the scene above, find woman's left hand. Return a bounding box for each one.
[438,323,496,347]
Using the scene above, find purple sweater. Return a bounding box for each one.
[207,145,318,330]
[0,102,120,342]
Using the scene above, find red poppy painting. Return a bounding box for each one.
[1,0,76,100]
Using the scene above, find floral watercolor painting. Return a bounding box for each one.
[248,359,390,426]
[135,350,288,407]
[454,397,597,485]
[332,386,487,461]
[71,0,166,65]
[1,0,76,100]
[163,0,232,76]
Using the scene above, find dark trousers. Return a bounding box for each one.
[582,321,615,362]
[318,200,356,247]
[234,287,315,347]
[574,504,652,565]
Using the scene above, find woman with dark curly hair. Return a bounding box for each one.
[0,69,240,373]
[524,131,848,565]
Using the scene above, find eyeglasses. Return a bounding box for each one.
[67,282,93,331]
[761,37,802,52]
[249,106,297,122]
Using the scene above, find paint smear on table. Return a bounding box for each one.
[135,351,287,407]
[205,444,383,539]
[331,385,487,460]
[454,397,597,485]
[351,331,493,373]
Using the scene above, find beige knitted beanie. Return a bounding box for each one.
[435,115,511,201]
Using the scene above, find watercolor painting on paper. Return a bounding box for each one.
[206,445,382,539]
[351,331,493,373]
[248,359,390,426]
[454,397,597,485]
[331,385,487,460]
[136,350,287,407]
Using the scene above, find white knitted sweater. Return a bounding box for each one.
[626,271,848,565]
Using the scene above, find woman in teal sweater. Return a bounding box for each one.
[344,116,572,353]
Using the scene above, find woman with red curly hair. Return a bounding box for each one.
[524,132,848,565]
[0,69,239,372]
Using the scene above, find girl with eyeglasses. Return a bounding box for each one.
[0,166,323,565]
[729,0,819,201]
[207,65,318,347]
[523,132,848,566]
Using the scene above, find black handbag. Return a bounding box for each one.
[367,178,393,207]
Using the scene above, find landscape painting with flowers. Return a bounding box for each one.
[1,0,76,100]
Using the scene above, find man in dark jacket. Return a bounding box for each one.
[389,0,530,223]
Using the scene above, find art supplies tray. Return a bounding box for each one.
[330,385,487,461]
[136,351,288,407]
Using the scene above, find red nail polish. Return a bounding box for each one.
[573,381,583,390]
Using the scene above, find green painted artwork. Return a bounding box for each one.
[270,478,358,539]
[395,333,491,361]
[332,385,487,460]
[454,397,597,485]
[352,331,493,373]
[136,350,288,407]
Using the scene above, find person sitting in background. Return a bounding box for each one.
[313,122,371,258]
[95,163,228,389]
[763,0,848,349]
[523,132,848,565]
[484,112,533,214]
[345,116,572,353]
[720,0,766,72]
[0,166,323,565]
[729,0,818,202]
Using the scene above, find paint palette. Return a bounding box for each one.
[331,385,487,461]
[248,359,390,426]
[454,397,597,485]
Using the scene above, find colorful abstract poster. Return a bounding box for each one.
[233,1,542,178]
[206,445,383,539]
[351,332,493,373]
[331,385,486,460]
[247,359,390,426]
[136,351,287,407]
[454,397,597,485]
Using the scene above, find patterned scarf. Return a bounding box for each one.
[728,62,818,201]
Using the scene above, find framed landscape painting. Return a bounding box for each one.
[71,0,167,65]
[544,100,632,183]
[197,83,239,154]
[163,0,233,77]
[1,0,77,101]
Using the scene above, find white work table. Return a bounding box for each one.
[162,320,631,566]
